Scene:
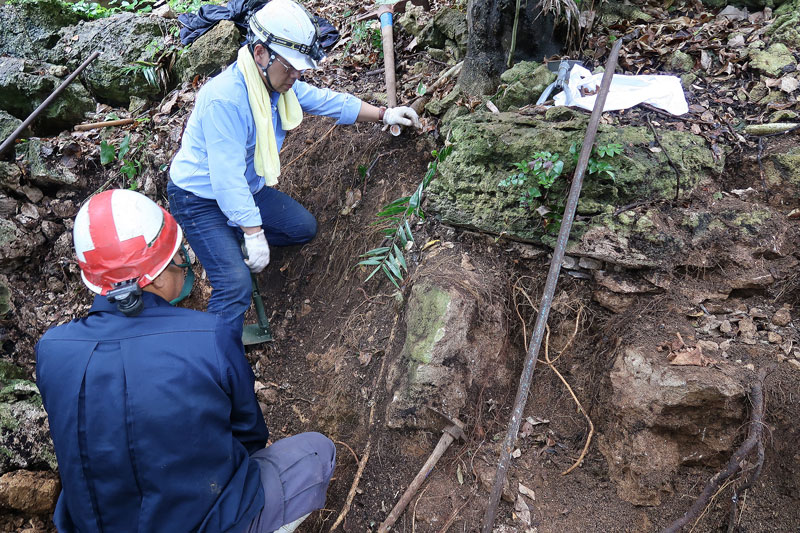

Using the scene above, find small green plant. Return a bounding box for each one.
[65,0,113,19]
[347,20,383,58]
[357,146,453,288]
[569,141,623,181]
[499,151,564,203]
[100,134,142,189]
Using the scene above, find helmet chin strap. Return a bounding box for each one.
[251,44,279,92]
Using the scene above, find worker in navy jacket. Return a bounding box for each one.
[36,189,333,533]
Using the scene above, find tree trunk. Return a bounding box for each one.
[458,0,565,97]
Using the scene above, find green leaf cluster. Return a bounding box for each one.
[99,134,142,190]
[498,151,565,202]
[357,146,453,288]
[569,141,623,181]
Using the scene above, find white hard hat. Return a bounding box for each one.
[249,0,325,71]
[74,189,182,296]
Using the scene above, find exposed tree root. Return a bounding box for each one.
[543,308,595,476]
[661,368,767,533]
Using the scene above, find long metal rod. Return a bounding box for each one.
[0,51,101,157]
[481,38,624,533]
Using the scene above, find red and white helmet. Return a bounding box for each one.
[73,189,182,295]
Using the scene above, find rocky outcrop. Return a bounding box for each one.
[399,6,467,62]
[52,13,178,105]
[427,108,722,248]
[495,61,557,111]
[0,0,80,62]
[598,347,747,506]
[0,362,56,476]
[384,248,510,429]
[174,20,241,84]
[0,57,94,134]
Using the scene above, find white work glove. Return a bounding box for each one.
[383,106,421,129]
[243,230,270,273]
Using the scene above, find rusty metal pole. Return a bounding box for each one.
[0,51,101,157]
[481,38,624,533]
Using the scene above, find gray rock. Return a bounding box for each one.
[16,138,83,189]
[0,364,57,475]
[0,0,80,62]
[0,110,24,146]
[415,7,467,60]
[599,347,746,505]
[52,13,178,105]
[174,20,241,84]
[385,249,509,429]
[0,217,46,267]
[496,61,556,111]
[0,162,22,193]
[0,57,94,134]
[0,276,10,318]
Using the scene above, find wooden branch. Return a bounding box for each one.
[660,369,766,533]
[74,118,135,131]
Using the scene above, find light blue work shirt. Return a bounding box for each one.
[170,61,363,228]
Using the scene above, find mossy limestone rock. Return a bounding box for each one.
[0,0,80,62]
[0,217,46,267]
[0,364,56,475]
[174,20,241,84]
[16,138,83,189]
[53,13,176,105]
[749,43,796,76]
[427,108,721,246]
[0,58,94,134]
[0,111,23,146]
[496,61,556,110]
[385,251,509,429]
[769,0,800,48]
[701,0,792,8]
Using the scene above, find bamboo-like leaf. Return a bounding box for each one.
[385,251,403,279]
[382,264,400,288]
[364,264,382,282]
[360,246,390,257]
[393,244,407,272]
[404,221,414,242]
[376,205,407,217]
[358,257,383,266]
[383,196,411,207]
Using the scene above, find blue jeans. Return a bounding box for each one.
[167,182,317,336]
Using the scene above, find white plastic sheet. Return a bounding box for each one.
[552,64,689,116]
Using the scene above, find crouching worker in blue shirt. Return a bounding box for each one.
[168,0,420,337]
[35,189,335,533]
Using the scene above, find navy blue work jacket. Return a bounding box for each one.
[35,293,269,532]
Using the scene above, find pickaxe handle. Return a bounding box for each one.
[378,5,397,108]
[378,423,464,532]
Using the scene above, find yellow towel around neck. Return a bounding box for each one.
[237,46,303,186]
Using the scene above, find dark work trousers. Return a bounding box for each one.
[167,182,317,338]
[246,432,336,532]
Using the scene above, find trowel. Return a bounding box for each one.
[536,59,584,105]
[241,241,272,345]
[242,272,273,345]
